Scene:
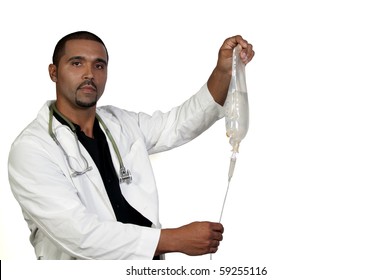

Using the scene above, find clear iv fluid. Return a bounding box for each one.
[224,45,249,183]
[225,90,249,152]
[224,45,249,154]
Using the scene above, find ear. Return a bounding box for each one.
[48,64,57,82]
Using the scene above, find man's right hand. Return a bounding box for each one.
[155,221,224,256]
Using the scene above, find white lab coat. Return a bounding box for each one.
[8,84,224,260]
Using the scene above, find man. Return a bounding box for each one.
[8,31,254,259]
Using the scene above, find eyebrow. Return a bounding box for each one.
[67,56,108,66]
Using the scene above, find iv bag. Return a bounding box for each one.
[224,45,249,153]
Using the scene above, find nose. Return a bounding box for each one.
[83,64,94,80]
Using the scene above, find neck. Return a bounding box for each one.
[53,101,96,138]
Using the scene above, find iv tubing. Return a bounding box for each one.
[210,153,237,260]
[219,152,237,222]
[211,153,237,260]
[219,180,231,223]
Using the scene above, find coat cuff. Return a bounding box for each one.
[136,227,161,260]
[198,83,225,119]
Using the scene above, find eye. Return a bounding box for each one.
[95,63,105,70]
[71,61,82,67]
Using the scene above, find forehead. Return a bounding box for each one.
[62,39,108,61]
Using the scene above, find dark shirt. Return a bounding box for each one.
[53,111,160,259]
[54,111,152,225]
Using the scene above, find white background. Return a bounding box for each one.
[1,0,392,279]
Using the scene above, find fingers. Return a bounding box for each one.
[205,222,224,254]
[222,35,246,49]
[209,240,221,253]
[219,35,255,68]
[241,42,255,64]
[174,221,225,256]
[232,35,255,65]
[210,221,224,234]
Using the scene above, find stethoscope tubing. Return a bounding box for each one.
[48,103,132,183]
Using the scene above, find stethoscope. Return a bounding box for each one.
[48,103,132,184]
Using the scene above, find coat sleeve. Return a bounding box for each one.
[137,83,225,153]
[8,134,160,260]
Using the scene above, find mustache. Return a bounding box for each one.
[77,79,97,90]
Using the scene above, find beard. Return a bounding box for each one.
[75,79,99,107]
[75,97,97,108]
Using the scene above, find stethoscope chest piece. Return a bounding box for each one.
[119,167,132,184]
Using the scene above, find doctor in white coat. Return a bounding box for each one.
[8,31,254,260]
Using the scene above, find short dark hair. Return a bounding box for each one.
[52,31,109,67]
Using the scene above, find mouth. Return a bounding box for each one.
[79,85,97,92]
[77,80,97,93]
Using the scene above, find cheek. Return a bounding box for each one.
[58,70,78,83]
[96,73,108,90]
[57,73,80,93]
